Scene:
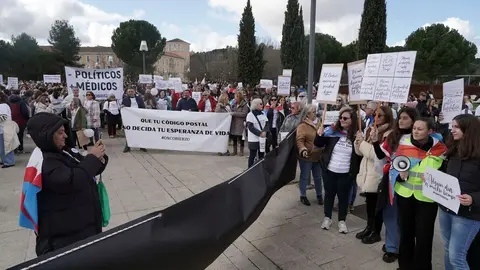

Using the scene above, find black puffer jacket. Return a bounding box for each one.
[27,112,108,255]
[440,156,480,221]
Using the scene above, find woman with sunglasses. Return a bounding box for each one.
[265,95,285,153]
[314,107,361,233]
[34,94,54,114]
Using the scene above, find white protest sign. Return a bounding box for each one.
[7,77,18,90]
[347,60,366,103]
[169,77,182,93]
[238,82,243,88]
[121,108,232,153]
[316,63,344,104]
[153,75,163,82]
[65,66,124,100]
[324,111,340,125]
[260,79,273,89]
[0,74,3,84]
[43,74,61,83]
[138,74,153,84]
[277,76,291,96]
[182,84,188,90]
[282,69,292,77]
[192,92,201,104]
[361,51,417,104]
[441,78,464,124]
[423,167,461,214]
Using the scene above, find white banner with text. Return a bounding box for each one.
[65,66,124,100]
[121,108,232,153]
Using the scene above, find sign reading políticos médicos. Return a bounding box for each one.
[121,108,232,152]
[65,66,124,100]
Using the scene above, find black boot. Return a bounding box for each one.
[300,196,311,206]
[355,226,372,240]
[317,196,324,205]
[123,146,131,153]
[362,232,381,244]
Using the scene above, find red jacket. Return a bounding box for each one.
[197,96,217,112]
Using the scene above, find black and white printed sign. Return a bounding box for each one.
[65,66,124,100]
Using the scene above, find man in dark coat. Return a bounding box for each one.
[9,90,30,152]
[121,88,147,153]
[27,113,108,255]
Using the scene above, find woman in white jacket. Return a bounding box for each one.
[353,106,394,244]
[34,95,55,114]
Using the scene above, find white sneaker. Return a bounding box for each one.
[338,221,348,234]
[321,217,333,230]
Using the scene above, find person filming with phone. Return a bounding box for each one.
[19,112,109,256]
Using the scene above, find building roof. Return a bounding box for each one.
[163,52,184,59]
[167,38,190,45]
[39,45,113,53]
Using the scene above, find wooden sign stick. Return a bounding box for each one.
[357,104,362,132]
[320,102,328,127]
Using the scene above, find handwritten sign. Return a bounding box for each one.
[138,74,153,84]
[192,92,201,104]
[441,78,464,124]
[43,74,61,83]
[360,51,416,104]
[260,79,273,89]
[7,77,18,90]
[347,60,366,103]
[169,77,182,93]
[324,111,340,125]
[395,51,417,78]
[316,63,344,104]
[423,167,461,214]
[373,77,394,102]
[364,54,382,77]
[282,69,292,77]
[390,78,412,104]
[277,76,291,96]
[378,53,398,77]
[358,77,377,101]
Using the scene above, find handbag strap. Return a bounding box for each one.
[253,114,264,131]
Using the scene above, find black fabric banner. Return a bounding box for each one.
[10,132,298,270]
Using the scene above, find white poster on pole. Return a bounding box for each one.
[192,92,201,104]
[347,60,366,103]
[260,79,273,89]
[441,78,464,124]
[277,76,291,96]
[423,167,461,214]
[138,74,153,84]
[282,69,292,77]
[7,77,19,90]
[65,66,124,100]
[121,108,232,153]
[316,63,344,104]
[43,74,61,83]
[324,111,340,125]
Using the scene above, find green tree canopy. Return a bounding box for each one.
[357,0,387,59]
[111,20,166,74]
[405,23,478,83]
[237,0,259,86]
[48,20,81,66]
[305,33,343,82]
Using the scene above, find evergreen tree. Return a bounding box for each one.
[293,7,306,86]
[48,20,81,66]
[253,44,267,82]
[357,0,387,59]
[237,0,257,86]
[281,0,299,70]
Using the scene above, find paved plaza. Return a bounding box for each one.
[0,133,445,269]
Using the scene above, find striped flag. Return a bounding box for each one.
[19,147,43,232]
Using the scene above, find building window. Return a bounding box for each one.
[87,55,90,63]
[96,55,100,63]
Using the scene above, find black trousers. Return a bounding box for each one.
[468,232,480,269]
[365,193,383,233]
[322,170,354,221]
[17,124,26,151]
[266,128,277,153]
[231,135,244,148]
[397,195,438,270]
[106,114,120,136]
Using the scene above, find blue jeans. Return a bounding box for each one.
[383,196,400,253]
[349,181,357,205]
[298,159,323,198]
[0,133,15,166]
[440,209,480,270]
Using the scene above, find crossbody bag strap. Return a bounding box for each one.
[253,114,264,131]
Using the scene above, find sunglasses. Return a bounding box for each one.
[340,117,350,121]
[271,98,277,101]
[336,99,342,102]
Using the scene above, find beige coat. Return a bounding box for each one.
[3,120,19,154]
[354,130,391,193]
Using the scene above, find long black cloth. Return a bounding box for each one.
[10,132,298,270]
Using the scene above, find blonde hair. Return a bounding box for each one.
[218,93,229,105]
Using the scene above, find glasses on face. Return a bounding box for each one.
[271,99,277,101]
[86,94,92,96]
[340,117,350,121]
[45,100,51,103]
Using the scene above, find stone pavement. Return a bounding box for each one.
[0,133,445,269]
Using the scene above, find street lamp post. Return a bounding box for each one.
[139,40,148,74]
[307,0,316,104]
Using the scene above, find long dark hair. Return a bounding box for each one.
[387,107,419,152]
[332,107,357,142]
[445,114,480,160]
